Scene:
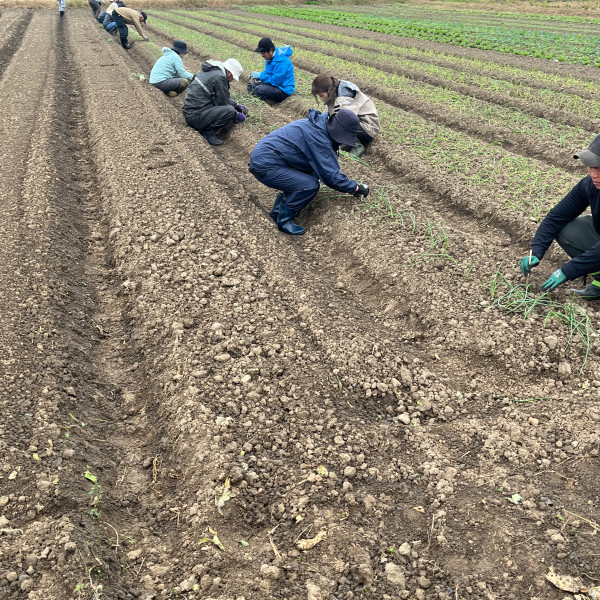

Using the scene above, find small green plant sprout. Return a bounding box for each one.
[507,493,522,505]
[556,514,565,522]
[387,546,395,555]
[83,468,103,518]
[238,539,249,547]
[199,527,225,551]
[130,73,146,81]
[215,477,235,515]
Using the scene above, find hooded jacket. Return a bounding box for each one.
[324,80,381,139]
[182,60,237,118]
[150,47,194,84]
[531,175,600,280]
[258,45,295,96]
[250,109,356,194]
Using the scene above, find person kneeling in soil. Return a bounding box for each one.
[112,5,148,49]
[182,58,246,146]
[248,109,370,235]
[150,40,194,98]
[247,37,294,104]
[521,134,600,299]
[312,74,380,158]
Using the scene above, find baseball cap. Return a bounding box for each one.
[574,134,600,168]
[254,37,274,53]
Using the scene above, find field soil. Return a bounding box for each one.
[0,8,598,600]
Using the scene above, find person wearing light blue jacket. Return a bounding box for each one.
[150,41,195,97]
[248,37,294,103]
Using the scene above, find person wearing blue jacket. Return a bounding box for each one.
[248,109,370,235]
[248,37,295,103]
[150,41,194,97]
[521,134,600,299]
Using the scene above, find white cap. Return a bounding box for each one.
[223,58,243,81]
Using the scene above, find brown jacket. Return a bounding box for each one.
[325,80,380,139]
[114,6,145,38]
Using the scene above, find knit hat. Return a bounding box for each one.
[223,58,243,82]
[171,40,188,54]
[326,109,360,147]
[574,134,600,168]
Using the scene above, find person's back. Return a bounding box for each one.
[182,61,228,116]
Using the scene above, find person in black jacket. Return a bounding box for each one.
[521,134,600,299]
[182,58,246,146]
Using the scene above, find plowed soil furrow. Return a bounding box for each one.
[2,9,599,600]
[0,11,33,81]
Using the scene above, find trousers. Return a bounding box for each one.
[247,81,289,103]
[557,214,600,265]
[111,10,129,44]
[248,163,320,212]
[184,105,237,133]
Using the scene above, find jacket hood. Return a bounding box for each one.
[337,80,358,97]
[307,108,328,131]
[202,60,226,75]
[162,47,176,56]
[272,45,293,61]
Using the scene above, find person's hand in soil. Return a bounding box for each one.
[520,255,540,276]
[353,183,369,197]
[540,268,567,292]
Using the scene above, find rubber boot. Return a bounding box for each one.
[571,272,600,299]
[177,78,190,93]
[59,10,65,18]
[276,203,305,235]
[349,139,366,157]
[201,129,223,146]
[122,38,132,49]
[269,192,285,221]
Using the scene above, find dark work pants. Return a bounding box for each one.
[247,82,289,103]
[557,215,600,274]
[153,78,184,94]
[184,105,237,133]
[248,163,320,213]
[111,11,129,45]
[88,0,101,17]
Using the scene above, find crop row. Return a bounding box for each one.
[195,9,600,124]
[150,13,581,225]
[245,6,600,66]
[167,10,595,167]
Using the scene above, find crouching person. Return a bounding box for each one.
[248,37,294,103]
[150,40,194,97]
[248,109,370,235]
[182,58,246,146]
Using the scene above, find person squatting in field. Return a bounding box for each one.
[247,37,295,104]
[182,59,247,146]
[111,4,148,49]
[311,74,380,158]
[248,109,370,236]
[150,40,194,97]
[521,134,600,299]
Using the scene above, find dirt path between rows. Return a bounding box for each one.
[1,9,599,600]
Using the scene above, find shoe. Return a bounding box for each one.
[201,129,223,146]
[177,78,190,93]
[571,281,600,299]
[122,40,132,49]
[59,10,64,17]
[167,91,177,97]
[269,192,285,221]
[276,203,305,235]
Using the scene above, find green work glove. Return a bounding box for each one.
[540,269,567,292]
[520,255,540,276]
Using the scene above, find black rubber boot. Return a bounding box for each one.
[571,279,600,299]
[201,129,223,146]
[59,10,65,18]
[276,203,305,235]
[122,39,132,49]
[269,192,285,221]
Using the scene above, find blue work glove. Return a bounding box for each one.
[520,255,540,276]
[251,71,261,79]
[540,269,567,292]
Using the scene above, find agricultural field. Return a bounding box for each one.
[0,3,599,600]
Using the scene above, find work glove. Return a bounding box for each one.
[520,255,540,276]
[540,269,567,292]
[235,104,247,115]
[251,71,261,79]
[353,184,369,198]
[236,112,246,123]
[143,36,149,41]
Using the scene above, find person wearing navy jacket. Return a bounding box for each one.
[248,109,370,235]
[248,37,295,103]
[521,134,600,299]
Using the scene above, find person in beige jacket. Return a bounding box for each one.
[112,5,148,49]
[312,74,380,157]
